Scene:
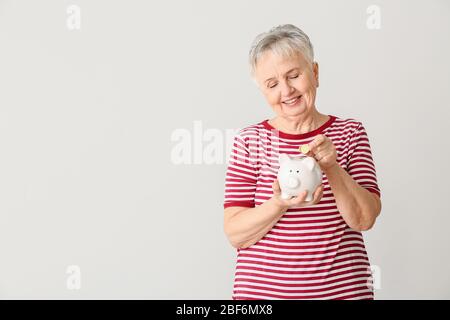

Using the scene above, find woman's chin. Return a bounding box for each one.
[281,103,307,115]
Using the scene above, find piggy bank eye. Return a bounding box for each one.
[296,170,300,173]
[289,170,292,173]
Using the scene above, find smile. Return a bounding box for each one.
[282,95,302,106]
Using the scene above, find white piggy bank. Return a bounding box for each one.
[277,153,323,201]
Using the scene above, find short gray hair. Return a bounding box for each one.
[249,24,315,78]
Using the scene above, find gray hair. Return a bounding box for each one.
[249,24,315,79]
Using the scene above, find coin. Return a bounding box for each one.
[300,145,310,154]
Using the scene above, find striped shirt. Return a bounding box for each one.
[223,115,381,300]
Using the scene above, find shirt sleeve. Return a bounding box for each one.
[346,122,381,198]
[223,132,258,209]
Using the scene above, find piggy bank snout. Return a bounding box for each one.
[287,176,300,188]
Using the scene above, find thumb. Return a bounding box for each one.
[272,179,281,195]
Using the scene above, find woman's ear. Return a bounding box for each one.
[313,62,319,88]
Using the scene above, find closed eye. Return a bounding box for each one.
[268,75,299,88]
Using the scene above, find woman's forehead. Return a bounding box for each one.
[256,51,308,77]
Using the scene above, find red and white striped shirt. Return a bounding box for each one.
[223,115,381,300]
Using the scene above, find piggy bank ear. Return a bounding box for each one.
[279,153,290,165]
[303,157,316,171]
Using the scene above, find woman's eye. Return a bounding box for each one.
[269,83,278,88]
[289,74,299,79]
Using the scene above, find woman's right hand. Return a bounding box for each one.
[271,179,324,210]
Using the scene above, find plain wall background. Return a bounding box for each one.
[0,0,449,299]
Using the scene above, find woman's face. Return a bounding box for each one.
[254,50,319,118]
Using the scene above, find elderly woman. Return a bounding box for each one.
[223,24,382,300]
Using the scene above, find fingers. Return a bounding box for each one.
[311,184,324,204]
[308,135,324,152]
[272,179,281,196]
[289,190,308,207]
[307,135,329,157]
[305,149,314,157]
[305,144,322,158]
[272,180,324,208]
[293,185,324,207]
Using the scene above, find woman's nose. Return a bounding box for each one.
[281,81,295,96]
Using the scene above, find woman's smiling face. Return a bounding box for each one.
[254,50,319,118]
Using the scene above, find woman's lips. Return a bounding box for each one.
[282,95,302,106]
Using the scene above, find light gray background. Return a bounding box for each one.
[0,0,449,299]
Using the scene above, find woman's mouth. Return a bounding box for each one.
[282,95,302,106]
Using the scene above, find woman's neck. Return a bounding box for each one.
[269,112,329,135]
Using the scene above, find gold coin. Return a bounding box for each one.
[300,145,310,154]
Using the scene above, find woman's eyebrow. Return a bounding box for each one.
[264,68,300,83]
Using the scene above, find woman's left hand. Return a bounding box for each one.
[304,134,338,172]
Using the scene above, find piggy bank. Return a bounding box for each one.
[277,153,323,201]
